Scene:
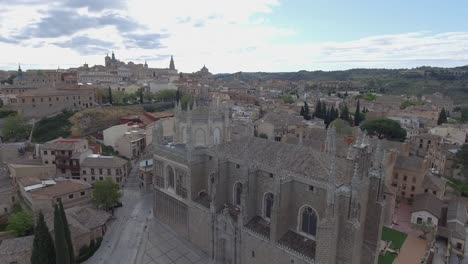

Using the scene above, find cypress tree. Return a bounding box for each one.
[54,204,70,264]
[31,211,56,264]
[175,89,181,103]
[437,108,447,125]
[300,106,305,117]
[325,108,331,128]
[314,100,321,118]
[139,88,144,104]
[321,103,327,120]
[354,100,361,126]
[303,101,310,120]
[59,201,74,263]
[340,105,350,121]
[330,106,336,122]
[108,87,113,105]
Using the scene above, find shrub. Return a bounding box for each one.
[32,111,73,143]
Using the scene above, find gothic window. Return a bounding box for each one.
[234,182,243,206]
[213,127,221,145]
[195,129,206,146]
[182,127,188,144]
[299,206,318,238]
[264,193,274,220]
[167,166,175,189]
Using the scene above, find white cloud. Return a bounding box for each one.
[1,0,468,72]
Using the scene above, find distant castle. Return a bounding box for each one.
[78,52,178,84]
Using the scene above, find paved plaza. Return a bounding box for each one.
[135,216,209,264]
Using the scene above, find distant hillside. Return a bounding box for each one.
[216,66,468,103]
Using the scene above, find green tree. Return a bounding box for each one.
[59,201,74,263]
[437,108,447,125]
[139,88,144,104]
[180,94,193,110]
[330,118,353,135]
[54,204,71,264]
[340,105,350,122]
[314,100,322,118]
[461,105,468,122]
[354,100,361,126]
[31,211,56,264]
[154,89,177,102]
[412,222,435,240]
[303,101,310,120]
[108,87,113,104]
[175,89,181,103]
[361,118,407,142]
[7,210,33,237]
[324,108,332,128]
[92,179,122,211]
[330,106,338,121]
[281,95,294,104]
[321,102,327,120]
[2,114,31,142]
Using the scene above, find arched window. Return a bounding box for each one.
[167,166,175,189]
[213,127,221,145]
[264,193,274,220]
[299,206,318,238]
[234,182,243,206]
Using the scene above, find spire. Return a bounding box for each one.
[169,55,175,70]
[17,64,23,76]
[371,140,384,176]
[111,51,115,61]
[324,125,336,157]
[326,125,337,206]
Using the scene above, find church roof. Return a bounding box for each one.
[210,136,332,181]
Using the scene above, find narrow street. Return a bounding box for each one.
[85,161,153,264]
[84,159,209,264]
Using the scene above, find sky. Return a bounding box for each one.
[1,0,468,73]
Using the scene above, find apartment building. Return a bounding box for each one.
[115,131,146,159]
[7,86,96,119]
[389,153,446,200]
[80,154,128,186]
[41,138,92,179]
[18,177,92,213]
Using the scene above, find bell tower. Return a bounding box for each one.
[169,55,175,70]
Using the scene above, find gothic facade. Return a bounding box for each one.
[152,104,386,264]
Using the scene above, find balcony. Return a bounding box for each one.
[277,230,316,260]
[244,216,270,239]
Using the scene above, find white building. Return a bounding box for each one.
[411,193,443,226]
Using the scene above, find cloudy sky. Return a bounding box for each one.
[1,0,468,73]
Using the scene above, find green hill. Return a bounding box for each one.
[216,66,468,103]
